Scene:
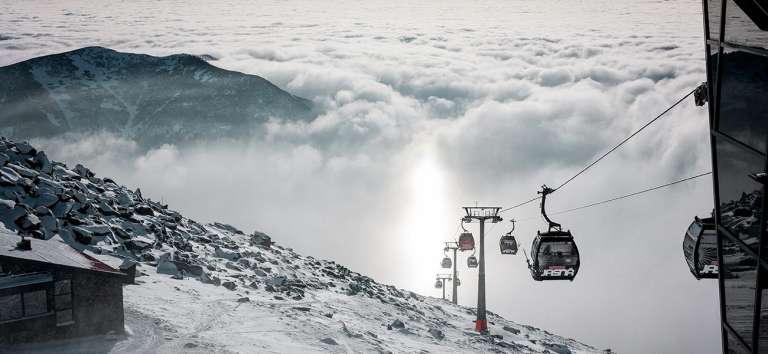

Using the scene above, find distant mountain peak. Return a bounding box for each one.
[0,47,314,147]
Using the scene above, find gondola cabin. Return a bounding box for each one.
[529,231,580,281]
[441,257,452,269]
[458,232,475,251]
[500,235,518,255]
[434,279,442,288]
[467,255,478,268]
[682,216,718,279]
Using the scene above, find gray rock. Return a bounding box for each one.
[35,151,52,174]
[0,167,21,185]
[253,269,267,277]
[16,213,40,230]
[7,163,38,178]
[84,224,112,236]
[0,199,15,210]
[73,164,94,178]
[222,281,237,290]
[200,271,221,286]
[52,201,74,218]
[428,328,445,340]
[71,226,94,244]
[502,326,520,335]
[34,193,59,208]
[156,253,180,276]
[390,319,405,329]
[16,142,36,155]
[98,200,117,215]
[237,258,251,267]
[320,338,338,345]
[542,343,572,354]
[214,246,241,261]
[267,275,287,286]
[250,231,272,248]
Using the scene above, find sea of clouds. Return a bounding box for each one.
[1,1,717,353]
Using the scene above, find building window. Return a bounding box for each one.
[715,138,764,253]
[717,48,768,153]
[722,235,758,347]
[0,293,22,321]
[54,279,74,326]
[724,0,768,50]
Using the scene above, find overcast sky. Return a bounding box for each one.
[0,1,716,353]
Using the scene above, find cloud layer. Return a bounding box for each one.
[4,1,714,353]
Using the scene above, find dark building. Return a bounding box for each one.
[703,0,768,352]
[0,233,125,345]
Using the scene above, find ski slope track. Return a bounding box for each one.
[0,138,606,354]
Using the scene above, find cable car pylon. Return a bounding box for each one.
[435,273,452,300]
[444,241,460,304]
[462,206,502,334]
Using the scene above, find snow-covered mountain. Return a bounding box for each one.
[0,138,605,353]
[0,47,313,147]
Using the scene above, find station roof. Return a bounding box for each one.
[0,230,122,276]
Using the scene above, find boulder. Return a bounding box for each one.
[267,275,287,286]
[428,328,445,340]
[16,213,41,230]
[390,319,405,329]
[320,338,338,345]
[7,163,38,179]
[222,281,237,291]
[542,343,572,354]
[502,326,520,335]
[174,262,203,276]
[214,246,241,261]
[156,253,180,276]
[33,193,59,208]
[71,226,94,244]
[73,164,94,178]
[0,167,21,185]
[15,142,36,155]
[135,204,154,216]
[34,151,52,174]
[201,271,221,286]
[250,231,272,248]
[84,224,112,236]
[52,200,74,218]
[98,200,117,215]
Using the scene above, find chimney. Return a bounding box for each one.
[16,236,31,251]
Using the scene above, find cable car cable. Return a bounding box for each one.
[516,171,712,221]
[550,87,699,193]
[498,86,700,214]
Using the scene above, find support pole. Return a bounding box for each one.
[476,219,487,332]
[452,247,458,304]
[462,206,501,334]
[442,280,446,300]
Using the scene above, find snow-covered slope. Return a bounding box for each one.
[0,138,605,354]
[0,47,313,147]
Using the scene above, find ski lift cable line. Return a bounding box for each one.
[516,171,712,221]
[551,86,699,193]
[499,86,699,214]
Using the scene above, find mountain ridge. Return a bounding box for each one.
[0,47,314,147]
